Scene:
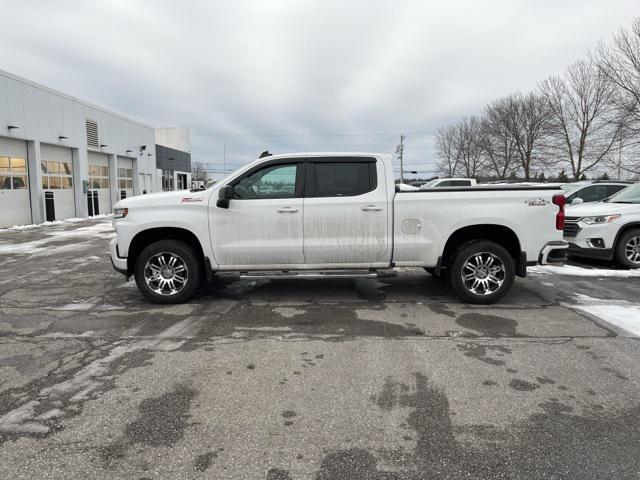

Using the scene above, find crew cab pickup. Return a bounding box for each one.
[110,153,568,304]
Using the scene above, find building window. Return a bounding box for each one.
[41,160,73,189]
[89,164,109,189]
[177,173,187,190]
[162,169,174,191]
[118,167,133,189]
[0,156,29,190]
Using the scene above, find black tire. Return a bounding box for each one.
[134,240,201,304]
[614,228,640,269]
[448,240,515,304]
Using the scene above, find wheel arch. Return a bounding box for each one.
[127,227,206,275]
[441,224,524,276]
[613,222,640,248]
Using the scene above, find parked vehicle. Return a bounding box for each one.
[110,153,567,304]
[564,182,640,268]
[421,178,477,188]
[562,180,631,205]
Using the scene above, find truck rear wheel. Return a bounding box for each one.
[134,240,201,304]
[615,228,640,269]
[448,240,514,304]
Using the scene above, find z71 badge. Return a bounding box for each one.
[525,198,548,207]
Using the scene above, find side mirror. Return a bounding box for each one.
[571,197,584,205]
[216,185,234,209]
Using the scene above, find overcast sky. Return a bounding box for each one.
[0,0,638,179]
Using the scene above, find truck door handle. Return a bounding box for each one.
[361,205,383,212]
[277,207,298,213]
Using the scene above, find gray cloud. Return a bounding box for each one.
[0,0,637,178]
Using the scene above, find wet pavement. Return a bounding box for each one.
[0,218,639,479]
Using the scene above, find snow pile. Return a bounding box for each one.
[530,264,640,278]
[0,214,112,232]
[568,293,640,337]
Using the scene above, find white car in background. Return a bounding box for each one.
[562,180,632,205]
[564,182,640,268]
[421,178,477,188]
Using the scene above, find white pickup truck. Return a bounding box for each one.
[110,153,568,304]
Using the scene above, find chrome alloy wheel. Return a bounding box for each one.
[461,252,506,295]
[625,235,640,264]
[144,252,189,296]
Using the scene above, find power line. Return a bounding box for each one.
[198,132,434,138]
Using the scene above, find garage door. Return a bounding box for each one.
[88,152,111,215]
[41,144,75,221]
[117,157,134,199]
[0,137,31,228]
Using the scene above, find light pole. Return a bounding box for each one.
[395,135,405,183]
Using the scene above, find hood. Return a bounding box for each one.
[566,201,640,217]
[114,189,211,209]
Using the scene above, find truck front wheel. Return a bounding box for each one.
[134,240,201,304]
[449,240,515,304]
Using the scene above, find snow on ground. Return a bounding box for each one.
[0,214,112,233]
[530,264,640,278]
[0,218,114,255]
[568,293,640,337]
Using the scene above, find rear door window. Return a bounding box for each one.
[310,161,376,197]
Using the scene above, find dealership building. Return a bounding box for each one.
[0,69,191,228]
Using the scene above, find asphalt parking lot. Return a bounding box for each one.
[1,218,639,479]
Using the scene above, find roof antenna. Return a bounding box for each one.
[259,150,272,158]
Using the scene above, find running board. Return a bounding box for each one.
[235,269,397,280]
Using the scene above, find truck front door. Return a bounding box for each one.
[303,157,390,266]
[209,159,305,267]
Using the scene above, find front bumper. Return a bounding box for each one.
[109,237,128,275]
[567,243,614,261]
[538,241,569,265]
[563,219,618,261]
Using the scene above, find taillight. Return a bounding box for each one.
[552,194,565,231]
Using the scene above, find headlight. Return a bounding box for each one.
[581,214,620,224]
[113,208,128,219]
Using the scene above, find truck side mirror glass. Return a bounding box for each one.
[216,185,234,209]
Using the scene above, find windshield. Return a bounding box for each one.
[422,179,439,187]
[561,183,587,194]
[606,183,640,203]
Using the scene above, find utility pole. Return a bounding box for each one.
[395,134,405,183]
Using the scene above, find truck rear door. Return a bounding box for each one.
[303,156,391,266]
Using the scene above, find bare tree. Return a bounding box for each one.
[481,101,519,179]
[540,59,625,180]
[596,18,640,175]
[191,161,209,182]
[434,124,460,177]
[502,92,554,181]
[455,116,485,178]
[597,18,640,134]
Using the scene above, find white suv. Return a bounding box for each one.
[564,182,640,268]
[562,181,631,205]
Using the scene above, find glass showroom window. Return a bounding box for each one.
[118,168,133,190]
[89,164,109,189]
[162,169,174,191]
[0,156,29,190]
[41,160,73,189]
